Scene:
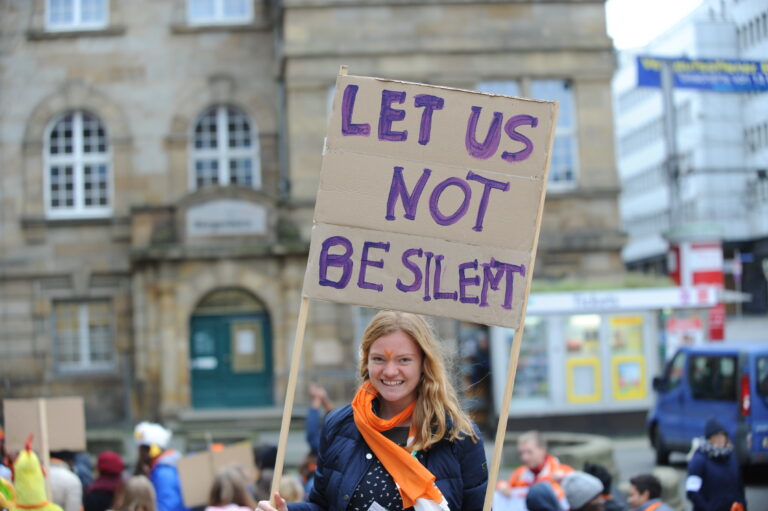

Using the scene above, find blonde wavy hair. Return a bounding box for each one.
[114,476,156,511]
[358,310,477,451]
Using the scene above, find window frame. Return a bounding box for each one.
[186,0,253,26]
[189,105,261,190]
[475,78,579,191]
[52,300,115,373]
[687,354,738,402]
[43,110,112,220]
[529,79,579,191]
[45,0,109,31]
[665,350,686,390]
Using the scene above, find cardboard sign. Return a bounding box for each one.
[302,73,557,328]
[3,397,86,454]
[177,442,255,508]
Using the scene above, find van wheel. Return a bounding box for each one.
[654,427,670,466]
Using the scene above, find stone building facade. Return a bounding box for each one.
[0,0,622,427]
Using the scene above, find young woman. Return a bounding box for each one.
[258,310,488,511]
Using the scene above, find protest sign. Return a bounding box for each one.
[177,441,255,508]
[303,72,557,328]
[3,397,86,453]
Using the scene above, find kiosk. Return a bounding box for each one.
[489,286,730,417]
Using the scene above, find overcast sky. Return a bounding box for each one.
[605,0,704,49]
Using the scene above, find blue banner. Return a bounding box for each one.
[637,56,768,92]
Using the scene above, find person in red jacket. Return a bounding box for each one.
[497,431,573,509]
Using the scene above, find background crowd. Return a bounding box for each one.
[0,382,749,511]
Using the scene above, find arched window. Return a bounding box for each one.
[45,110,111,218]
[191,105,260,189]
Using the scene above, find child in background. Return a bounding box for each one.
[277,477,304,504]
[112,476,156,511]
[205,467,256,511]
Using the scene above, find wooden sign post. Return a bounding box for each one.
[270,67,557,511]
[3,397,87,498]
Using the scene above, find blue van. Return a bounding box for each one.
[648,343,768,466]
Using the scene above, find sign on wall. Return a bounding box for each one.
[302,73,557,328]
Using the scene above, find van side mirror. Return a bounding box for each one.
[652,376,666,392]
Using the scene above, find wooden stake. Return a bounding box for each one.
[38,399,52,499]
[270,296,310,505]
[481,100,559,511]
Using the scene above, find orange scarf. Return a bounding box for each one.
[351,381,447,510]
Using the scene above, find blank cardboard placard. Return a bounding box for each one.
[3,397,86,454]
[302,73,557,328]
[177,442,255,508]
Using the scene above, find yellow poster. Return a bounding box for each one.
[565,357,602,403]
[611,355,646,400]
[609,315,644,354]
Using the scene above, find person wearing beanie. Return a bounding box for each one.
[562,471,605,511]
[84,451,125,511]
[133,422,189,511]
[627,474,674,511]
[686,418,746,511]
[583,463,625,511]
[525,482,561,511]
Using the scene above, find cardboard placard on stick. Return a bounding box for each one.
[303,71,556,329]
[272,67,557,511]
[3,397,86,454]
[177,441,255,508]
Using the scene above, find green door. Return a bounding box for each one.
[190,312,273,408]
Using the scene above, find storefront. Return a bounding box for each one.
[489,286,726,417]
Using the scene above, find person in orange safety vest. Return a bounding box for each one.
[497,431,573,510]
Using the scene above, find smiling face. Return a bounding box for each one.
[367,330,424,418]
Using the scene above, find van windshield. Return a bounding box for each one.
[688,355,738,401]
[758,356,768,397]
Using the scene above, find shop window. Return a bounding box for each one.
[687,355,737,401]
[45,110,111,219]
[191,105,260,189]
[564,315,601,403]
[565,314,600,355]
[46,0,108,30]
[187,0,252,25]
[513,316,549,401]
[53,301,114,371]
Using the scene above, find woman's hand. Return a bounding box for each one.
[257,493,287,511]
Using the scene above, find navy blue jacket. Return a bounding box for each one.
[686,448,746,511]
[289,405,488,511]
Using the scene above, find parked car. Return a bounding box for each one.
[647,343,768,466]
